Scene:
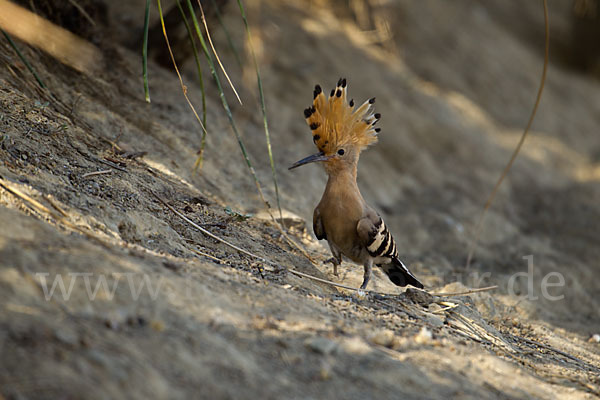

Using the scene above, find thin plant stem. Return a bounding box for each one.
[236,0,283,222]
[1,28,46,89]
[174,0,208,169]
[156,0,207,138]
[67,0,96,27]
[465,0,549,268]
[142,0,151,102]
[197,0,242,105]
[185,0,315,264]
[185,0,260,192]
[211,0,242,68]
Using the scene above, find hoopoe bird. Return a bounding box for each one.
[289,78,424,290]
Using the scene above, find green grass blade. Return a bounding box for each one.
[1,28,46,89]
[236,0,283,222]
[210,0,242,68]
[156,0,207,147]
[197,0,242,105]
[142,0,151,103]
[174,0,208,169]
[185,0,269,206]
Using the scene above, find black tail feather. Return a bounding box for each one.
[381,257,424,289]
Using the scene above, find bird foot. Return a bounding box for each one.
[323,257,340,276]
[356,279,369,299]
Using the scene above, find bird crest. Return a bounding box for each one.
[304,78,380,155]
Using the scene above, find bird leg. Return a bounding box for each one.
[324,257,341,276]
[325,243,342,276]
[360,259,373,290]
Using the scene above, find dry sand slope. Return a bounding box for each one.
[1,0,599,398]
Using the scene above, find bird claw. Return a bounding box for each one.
[323,257,340,276]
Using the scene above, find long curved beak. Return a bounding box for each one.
[288,152,332,170]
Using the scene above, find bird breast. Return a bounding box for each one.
[317,182,366,263]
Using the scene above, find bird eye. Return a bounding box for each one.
[337,149,345,156]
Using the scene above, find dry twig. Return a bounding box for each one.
[511,334,600,374]
[150,190,274,270]
[430,285,498,297]
[82,170,112,178]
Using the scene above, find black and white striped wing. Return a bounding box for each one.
[358,215,424,288]
[364,217,397,260]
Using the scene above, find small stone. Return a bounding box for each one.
[54,327,78,346]
[428,303,443,313]
[589,334,600,343]
[151,320,165,332]
[319,360,333,380]
[306,337,337,355]
[414,326,433,345]
[105,319,119,330]
[87,349,111,368]
[368,329,395,347]
[340,336,371,354]
[126,316,147,327]
[163,261,181,272]
[423,312,444,328]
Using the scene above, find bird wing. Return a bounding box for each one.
[356,209,383,248]
[357,211,424,288]
[313,207,326,240]
[357,210,397,258]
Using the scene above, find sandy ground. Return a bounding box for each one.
[1,0,599,398]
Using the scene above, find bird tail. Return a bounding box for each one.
[381,257,424,289]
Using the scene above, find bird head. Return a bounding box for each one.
[289,78,380,174]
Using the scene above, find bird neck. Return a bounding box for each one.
[325,164,360,196]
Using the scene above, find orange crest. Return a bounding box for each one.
[304,78,380,155]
